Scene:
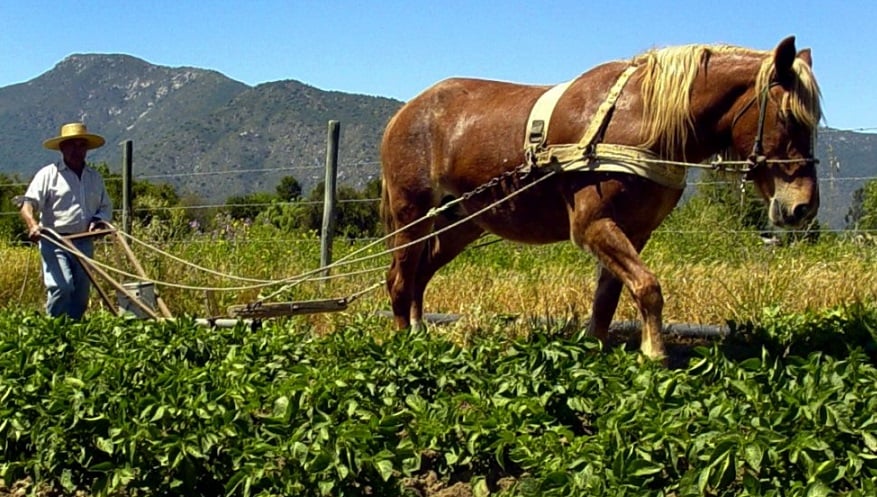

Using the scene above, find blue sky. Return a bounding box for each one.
[2,1,876,131]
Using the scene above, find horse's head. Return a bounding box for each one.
[730,36,822,228]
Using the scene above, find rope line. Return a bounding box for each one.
[116,227,390,285]
[112,226,278,284]
[42,228,383,292]
[345,281,385,302]
[40,230,278,292]
[257,166,560,302]
[37,229,389,315]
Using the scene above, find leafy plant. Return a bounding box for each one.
[2,305,877,495]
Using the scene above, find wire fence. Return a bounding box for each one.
[3,170,871,214]
[2,128,875,233]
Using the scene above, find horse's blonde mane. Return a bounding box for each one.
[633,44,822,159]
[755,56,823,130]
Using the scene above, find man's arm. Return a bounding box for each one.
[17,166,48,240]
[18,199,41,241]
[88,177,113,231]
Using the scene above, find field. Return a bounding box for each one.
[2,219,876,330]
[1,216,877,496]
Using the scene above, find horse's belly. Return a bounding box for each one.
[466,199,571,244]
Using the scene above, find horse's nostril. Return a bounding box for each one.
[792,203,812,221]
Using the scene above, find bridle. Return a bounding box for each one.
[730,81,819,180]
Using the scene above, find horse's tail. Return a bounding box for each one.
[379,173,395,249]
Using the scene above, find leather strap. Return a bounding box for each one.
[522,64,686,189]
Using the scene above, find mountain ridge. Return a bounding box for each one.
[0,53,873,228]
[0,53,401,202]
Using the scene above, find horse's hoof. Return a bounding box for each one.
[639,341,667,363]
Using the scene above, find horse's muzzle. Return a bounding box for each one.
[770,198,818,228]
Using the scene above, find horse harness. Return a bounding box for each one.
[523,65,687,189]
[523,66,819,187]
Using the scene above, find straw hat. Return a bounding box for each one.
[43,122,105,150]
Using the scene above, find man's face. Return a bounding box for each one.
[59,138,89,168]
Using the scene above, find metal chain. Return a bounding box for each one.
[460,162,532,201]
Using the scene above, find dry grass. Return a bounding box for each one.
[1,235,875,336]
[0,244,43,310]
[404,240,877,333]
[662,257,876,323]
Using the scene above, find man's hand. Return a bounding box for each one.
[27,225,41,242]
[88,220,108,231]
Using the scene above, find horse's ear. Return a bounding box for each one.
[797,48,813,68]
[773,36,797,80]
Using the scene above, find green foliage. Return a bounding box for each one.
[256,201,313,235]
[650,187,763,264]
[224,192,275,222]
[0,173,27,242]
[2,305,877,495]
[256,178,382,237]
[220,176,380,237]
[846,179,877,231]
[91,162,198,238]
[731,303,877,361]
[692,171,769,231]
[295,179,382,238]
[275,176,303,201]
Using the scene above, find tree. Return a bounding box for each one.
[90,162,121,209]
[224,192,274,221]
[846,179,877,231]
[0,174,27,242]
[259,178,382,237]
[297,180,381,238]
[91,162,194,234]
[275,175,303,201]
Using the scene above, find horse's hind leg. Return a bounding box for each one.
[587,264,625,342]
[410,216,484,325]
[386,220,432,330]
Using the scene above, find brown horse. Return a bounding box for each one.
[379,36,822,359]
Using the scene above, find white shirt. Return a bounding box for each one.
[22,162,113,234]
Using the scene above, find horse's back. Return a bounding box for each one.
[383,77,545,146]
[381,78,549,195]
[381,61,631,176]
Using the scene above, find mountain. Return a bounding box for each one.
[0,54,873,228]
[0,54,402,201]
[817,128,877,229]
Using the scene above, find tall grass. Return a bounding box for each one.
[1,208,875,333]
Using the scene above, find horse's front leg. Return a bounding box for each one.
[577,219,665,360]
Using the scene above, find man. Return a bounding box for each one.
[18,123,113,319]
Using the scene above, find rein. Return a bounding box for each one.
[730,81,820,178]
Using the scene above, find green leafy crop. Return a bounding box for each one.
[1,305,877,496]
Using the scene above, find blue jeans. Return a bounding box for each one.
[40,236,94,319]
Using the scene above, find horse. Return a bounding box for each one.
[379,36,822,360]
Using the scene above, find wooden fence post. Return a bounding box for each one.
[320,121,340,281]
[121,140,133,233]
